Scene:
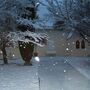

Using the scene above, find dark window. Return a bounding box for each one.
[81,40,85,49]
[76,40,80,49]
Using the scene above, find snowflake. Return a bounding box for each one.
[50,69,52,71]
[66,48,69,51]
[12,54,15,57]
[68,78,72,81]
[0,68,3,71]
[23,46,26,48]
[61,88,64,90]
[64,70,66,73]
[53,63,56,66]
[20,45,22,47]
[72,42,75,44]
[50,57,53,59]
[56,12,59,15]
[68,43,70,45]
[55,62,58,65]
[64,60,67,63]
[0,51,2,54]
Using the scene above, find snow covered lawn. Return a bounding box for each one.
[66,56,90,80]
[0,59,39,90]
[0,56,90,90]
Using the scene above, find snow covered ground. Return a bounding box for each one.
[39,56,90,90]
[0,56,90,90]
[0,59,39,90]
[66,57,90,80]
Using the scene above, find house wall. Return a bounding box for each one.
[36,29,90,56]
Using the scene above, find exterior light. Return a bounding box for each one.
[35,56,40,62]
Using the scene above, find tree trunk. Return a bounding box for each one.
[2,42,8,64]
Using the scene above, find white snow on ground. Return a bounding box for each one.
[0,56,90,90]
[0,59,39,90]
[66,56,90,80]
[38,56,90,90]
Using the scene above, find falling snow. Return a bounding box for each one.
[66,48,69,51]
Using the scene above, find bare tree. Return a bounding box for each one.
[74,0,90,42]
[0,11,16,64]
[44,0,90,40]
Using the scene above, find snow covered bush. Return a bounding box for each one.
[0,0,47,64]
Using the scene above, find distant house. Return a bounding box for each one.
[0,28,89,60]
[35,29,90,57]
